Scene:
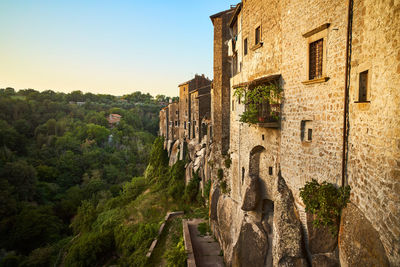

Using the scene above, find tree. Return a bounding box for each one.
[2,160,37,201]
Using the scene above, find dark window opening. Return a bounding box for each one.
[244,38,248,55]
[308,128,312,141]
[242,167,245,184]
[262,134,265,140]
[184,121,186,129]
[268,167,273,175]
[309,39,323,80]
[255,26,261,45]
[359,70,368,102]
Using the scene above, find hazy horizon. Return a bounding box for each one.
[0,0,234,97]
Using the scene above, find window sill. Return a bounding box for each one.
[257,122,279,128]
[301,77,329,85]
[250,42,263,51]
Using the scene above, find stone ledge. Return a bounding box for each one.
[183,219,196,267]
[302,76,330,85]
[146,211,184,258]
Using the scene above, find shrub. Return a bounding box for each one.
[300,179,350,235]
[224,157,232,168]
[203,179,211,201]
[217,169,223,181]
[197,222,210,236]
[220,180,229,194]
[163,237,186,267]
[184,174,200,203]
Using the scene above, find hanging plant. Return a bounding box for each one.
[233,82,282,124]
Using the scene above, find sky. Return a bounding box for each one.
[0,0,234,97]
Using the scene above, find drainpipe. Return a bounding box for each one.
[341,0,354,187]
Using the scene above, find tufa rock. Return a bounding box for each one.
[241,176,261,211]
[168,140,180,166]
[307,212,338,254]
[338,202,389,267]
[232,221,268,267]
[273,174,308,267]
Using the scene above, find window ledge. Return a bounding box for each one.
[302,77,329,85]
[354,101,370,103]
[257,122,279,128]
[250,42,263,51]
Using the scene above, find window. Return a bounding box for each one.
[268,167,273,175]
[176,110,178,115]
[309,39,323,80]
[242,167,245,184]
[358,70,368,102]
[244,38,248,55]
[184,121,186,129]
[255,26,261,45]
[302,23,329,84]
[307,129,312,141]
[301,120,313,142]
[175,121,178,126]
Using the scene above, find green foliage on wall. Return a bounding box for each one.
[300,179,351,235]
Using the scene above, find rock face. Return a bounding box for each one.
[168,140,180,166]
[273,175,308,267]
[339,203,390,267]
[241,176,261,211]
[232,222,268,267]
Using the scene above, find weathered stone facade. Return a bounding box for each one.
[159,0,400,266]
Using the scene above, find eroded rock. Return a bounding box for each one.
[339,202,389,267]
[168,140,180,166]
[232,221,268,267]
[273,174,308,267]
[307,213,338,254]
[241,176,261,211]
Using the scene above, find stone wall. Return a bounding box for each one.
[211,9,234,155]
[167,102,179,142]
[346,0,400,264]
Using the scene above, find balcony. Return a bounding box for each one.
[233,77,282,129]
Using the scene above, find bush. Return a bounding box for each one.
[220,180,229,194]
[163,237,186,267]
[197,222,210,236]
[184,172,200,203]
[224,157,232,168]
[203,179,211,201]
[217,169,223,181]
[300,179,350,235]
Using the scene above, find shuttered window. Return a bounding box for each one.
[309,39,323,80]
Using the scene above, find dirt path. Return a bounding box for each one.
[187,219,224,267]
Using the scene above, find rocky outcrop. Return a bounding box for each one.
[307,213,339,266]
[339,202,389,267]
[168,140,180,166]
[232,221,268,267]
[273,175,308,267]
[241,176,261,211]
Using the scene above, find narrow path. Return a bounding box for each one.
[187,219,224,267]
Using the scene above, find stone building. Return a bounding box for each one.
[167,102,179,143]
[159,106,168,139]
[189,84,212,143]
[208,0,400,266]
[178,74,212,140]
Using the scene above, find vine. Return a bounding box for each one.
[233,83,282,124]
[300,179,351,235]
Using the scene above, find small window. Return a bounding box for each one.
[307,129,312,141]
[255,26,261,45]
[268,167,273,175]
[301,120,313,142]
[359,70,368,102]
[309,39,323,80]
[175,121,178,126]
[184,121,186,129]
[244,38,248,55]
[262,134,265,140]
[242,167,245,184]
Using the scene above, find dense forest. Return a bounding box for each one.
[0,88,196,266]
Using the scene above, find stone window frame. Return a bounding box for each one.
[251,23,263,51]
[302,23,330,85]
[354,62,372,103]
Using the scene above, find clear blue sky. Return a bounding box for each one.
[0,0,235,97]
